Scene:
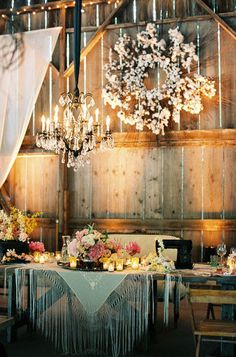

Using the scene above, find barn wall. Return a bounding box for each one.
[3,0,236,259]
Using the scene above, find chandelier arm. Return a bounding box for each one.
[74,0,82,97]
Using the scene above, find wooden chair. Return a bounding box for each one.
[188,287,236,357]
[0,274,16,342]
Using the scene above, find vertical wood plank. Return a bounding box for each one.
[183,147,202,219]
[108,148,127,218]
[125,148,145,219]
[224,147,236,219]
[202,147,223,218]
[162,147,183,219]
[145,148,163,219]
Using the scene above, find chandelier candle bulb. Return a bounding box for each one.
[106,115,110,131]
[95,108,99,123]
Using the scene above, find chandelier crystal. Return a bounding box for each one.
[35,0,114,171]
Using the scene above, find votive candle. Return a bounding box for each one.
[39,255,45,264]
[131,257,139,270]
[69,256,77,268]
[116,259,124,271]
[108,261,115,272]
[103,258,109,270]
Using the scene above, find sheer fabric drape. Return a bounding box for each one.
[0,27,61,188]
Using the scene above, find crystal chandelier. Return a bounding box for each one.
[36,0,114,171]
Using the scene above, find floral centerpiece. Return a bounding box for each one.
[0,207,41,262]
[68,224,108,263]
[148,239,175,273]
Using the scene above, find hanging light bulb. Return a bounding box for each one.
[36,0,114,171]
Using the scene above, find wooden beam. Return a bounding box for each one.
[64,0,130,78]
[195,0,236,40]
[66,12,236,34]
[20,129,236,152]
[69,218,236,233]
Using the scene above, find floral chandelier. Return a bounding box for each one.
[103,24,216,135]
[36,0,114,171]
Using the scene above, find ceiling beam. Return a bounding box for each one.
[64,0,129,77]
[195,0,236,40]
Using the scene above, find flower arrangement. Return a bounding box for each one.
[28,241,45,254]
[68,224,142,263]
[148,239,175,273]
[1,249,31,263]
[68,224,108,261]
[0,207,41,242]
[103,24,216,135]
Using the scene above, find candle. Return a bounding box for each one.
[39,255,45,264]
[108,261,115,272]
[33,252,40,263]
[88,116,93,132]
[106,115,110,131]
[95,108,99,123]
[109,48,112,65]
[116,259,124,271]
[54,105,59,128]
[103,258,110,270]
[55,252,61,261]
[69,256,77,268]
[41,115,46,132]
[131,257,139,270]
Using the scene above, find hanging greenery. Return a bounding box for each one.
[103,23,216,135]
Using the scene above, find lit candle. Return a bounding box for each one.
[109,48,112,65]
[116,259,124,271]
[39,255,45,264]
[88,116,93,132]
[33,252,40,263]
[55,252,61,261]
[95,108,99,123]
[54,105,59,128]
[69,256,77,268]
[41,115,46,132]
[106,115,110,131]
[131,257,139,270]
[103,258,110,270]
[108,261,115,272]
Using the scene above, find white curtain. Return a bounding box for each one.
[0,27,61,188]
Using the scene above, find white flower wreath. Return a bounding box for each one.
[103,24,216,135]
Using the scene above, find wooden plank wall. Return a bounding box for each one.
[4,0,236,260]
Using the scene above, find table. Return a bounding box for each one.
[1,263,236,357]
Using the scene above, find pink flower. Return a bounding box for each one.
[88,241,105,261]
[76,229,89,241]
[68,239,78,257]
[125,241,141,256]
[29,241,45,253]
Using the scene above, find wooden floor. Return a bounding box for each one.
[0,299,228,357]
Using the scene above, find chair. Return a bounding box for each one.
[0,274,15,342]
[188,286,236,357]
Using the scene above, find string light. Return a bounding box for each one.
[0,0,116,18]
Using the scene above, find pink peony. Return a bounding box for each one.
[88,241,105,261]
[125,241,141,256]
[29,241,45,253]
[76,229,89,241]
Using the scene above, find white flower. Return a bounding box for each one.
[102,23,216,136]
